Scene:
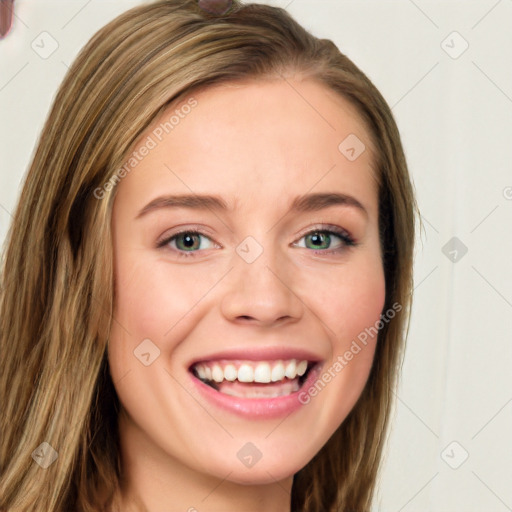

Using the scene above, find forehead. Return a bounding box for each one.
[117,77,379,221]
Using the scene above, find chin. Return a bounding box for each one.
[202,450,309,486]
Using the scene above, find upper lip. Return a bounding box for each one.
[187,346,324,369]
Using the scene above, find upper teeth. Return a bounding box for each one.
[193,359,309,384]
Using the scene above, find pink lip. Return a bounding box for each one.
[188,346,323,368]
[189,362,323,419]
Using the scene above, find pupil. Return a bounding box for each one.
[182,234,197,249]
[311,233,328,248]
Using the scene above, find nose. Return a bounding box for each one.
[219,240,304,327]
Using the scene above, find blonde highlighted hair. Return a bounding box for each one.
[0,1,418,510]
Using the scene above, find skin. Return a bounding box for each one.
[107,76,386,512]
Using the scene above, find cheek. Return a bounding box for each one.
[319,252,386,398]
[339,271,386,344]
[109,252,216,363]
[321,251,386,346]
[107,253,204,415]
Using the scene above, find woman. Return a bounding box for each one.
[0,1,418,510]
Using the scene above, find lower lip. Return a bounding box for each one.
[189,363,323,419]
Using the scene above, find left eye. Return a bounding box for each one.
[294,229,354,251]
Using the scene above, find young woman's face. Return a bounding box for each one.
[108,78,385,490]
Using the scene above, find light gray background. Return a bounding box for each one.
[1,1,511,511]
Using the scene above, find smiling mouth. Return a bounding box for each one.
[190,359,318,399]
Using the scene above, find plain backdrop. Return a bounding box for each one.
[1,1,511,511]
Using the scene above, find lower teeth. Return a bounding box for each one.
[218,380,300,398]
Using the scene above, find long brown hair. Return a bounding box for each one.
[0,1,418,510]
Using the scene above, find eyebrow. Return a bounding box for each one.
[135,192,368,219]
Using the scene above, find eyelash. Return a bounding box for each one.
[157,225,357,259]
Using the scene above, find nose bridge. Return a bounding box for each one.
[219,232,303,325]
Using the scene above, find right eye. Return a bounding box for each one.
[157,229,219,258]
